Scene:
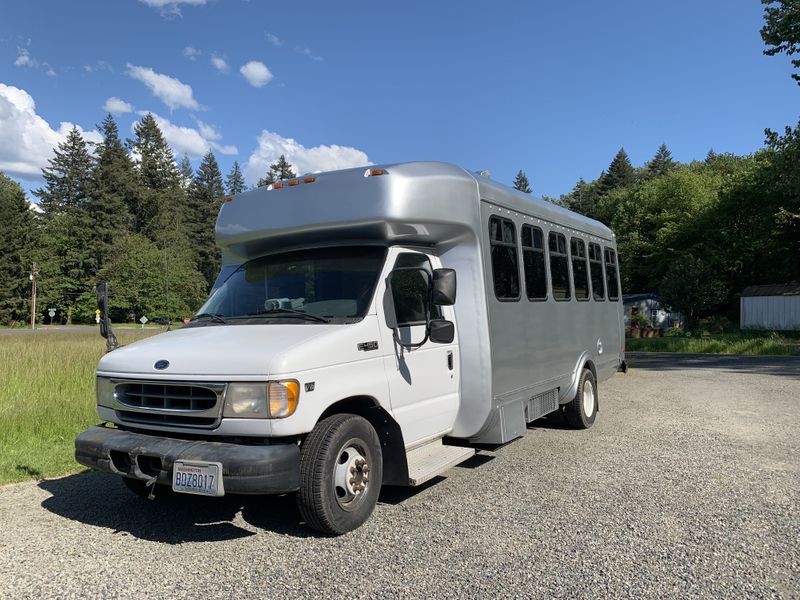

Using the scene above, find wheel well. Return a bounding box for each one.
[318,397,408,486]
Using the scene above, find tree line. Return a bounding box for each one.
[0,112,295,325]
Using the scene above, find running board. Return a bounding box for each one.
[405,440,475,486]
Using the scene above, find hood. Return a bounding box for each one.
[96,320,379,378]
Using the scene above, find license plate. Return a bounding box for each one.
[172,460,224,497]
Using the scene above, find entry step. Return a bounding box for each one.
[406,440,475,486]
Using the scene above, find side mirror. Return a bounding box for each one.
[429,319,455,344]
[432,268,456,306]
[96,282,109,339]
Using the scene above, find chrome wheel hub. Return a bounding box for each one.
[334,444,370,507]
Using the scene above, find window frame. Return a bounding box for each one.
[588,242,605,302]
[548,231,572,302]
[570,237,590,302]
[488,215,521,302]
[521,224,548,301]
[604,246,620,301]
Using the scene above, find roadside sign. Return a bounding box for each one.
[48,310,55,318]
[139,316,148,329]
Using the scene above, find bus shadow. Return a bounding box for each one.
[38,472,317,543]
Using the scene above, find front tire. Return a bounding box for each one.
[563,368,598,429]
[297,414,383,535]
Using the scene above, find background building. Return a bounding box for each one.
[740,283,800,330]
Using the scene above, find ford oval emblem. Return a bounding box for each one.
[154,360,170,370]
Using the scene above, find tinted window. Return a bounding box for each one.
[489,216,520,301]
[589,243,605,301]
[604,247,620,300]
[392,253,441,325]
[521,225,547,300]
[570,238,589,301]
[549,232,571,301]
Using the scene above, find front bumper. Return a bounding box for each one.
[75,426,300,495]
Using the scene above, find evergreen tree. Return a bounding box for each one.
[599,148,636,193]
[33,126,95,215]
[33,127,97,323]
[88,114,138,262]
[257,154,296,187]
[188,151,225,289]
[226,161,246,195]
[512,170,532,193]
[0,172,37,324]
[646,143,676,177]
[179,153,194,191]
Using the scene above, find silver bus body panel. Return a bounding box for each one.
[215,161,623,445]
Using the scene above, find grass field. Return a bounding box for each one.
[0,330,158,485]
[626,332,800,356]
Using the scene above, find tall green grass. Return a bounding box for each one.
[0,330,158,484]
[626,332,800,356]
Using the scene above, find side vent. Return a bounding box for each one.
[524,388,558,423]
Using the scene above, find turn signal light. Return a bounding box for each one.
[267,380,300,418]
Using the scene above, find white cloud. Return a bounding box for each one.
[139,112,209,158]
[183,46,201,61]
[244,131,369,184]
[138,112,237,158]
[301,47,323,61]
[29,199,43,213]
[15,47,34,67]
[0,84,101,180]
[43,63,56,77]
[211,56,229,73]
[126,64,201,110]
[139,0,206,17]
[83,60,113,74]
[240,61,273,87]
[266,33,283,46]
[103,97,134,114]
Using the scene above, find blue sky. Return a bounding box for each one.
[1,0,797,199]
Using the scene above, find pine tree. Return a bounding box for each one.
[33,128,98,324]
[257,154,296,187]
[646,143,676,177]
[178,153,193,191]
[188,151,225,289]
[33,126,95,215]
[599,148,636,193]
[512,170,532,193]
[88,114,138,261]
[226,161,246,195]
[0,172,37,324]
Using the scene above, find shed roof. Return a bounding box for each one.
[741,282,800,297]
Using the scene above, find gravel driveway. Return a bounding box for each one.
[0,354,798,599]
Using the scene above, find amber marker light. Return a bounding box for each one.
[364,168,387,177]
[288,179,300,186]
[303,176,316,184]
[225,195,233,202]
[272,182,284,190]
[267,380,300,418]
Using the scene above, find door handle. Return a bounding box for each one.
[447,351,454,371]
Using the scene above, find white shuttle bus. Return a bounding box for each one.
[76,162,625,534]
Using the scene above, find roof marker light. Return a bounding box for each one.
[303,176,316,184]
[225,194,234,202]
[272,182,284,190]
[288,179,300,186]
[364,168,386,177]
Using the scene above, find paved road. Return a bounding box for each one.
[0,354,797,598]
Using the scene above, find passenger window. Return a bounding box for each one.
[489,216,520,301]
[521,225,547,300]
[392,253,441,326]
[570,238,589,301]
[589,243,605,301]
[548,232,571,301]
[604,247,620,300]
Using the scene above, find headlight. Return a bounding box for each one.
[223,380,300,419]
[223,383,268,418]
[97,377,115,408]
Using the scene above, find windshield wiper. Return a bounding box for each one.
[190,312,228,324]
[238,308,331,324]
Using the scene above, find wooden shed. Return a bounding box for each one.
[740,283,800,331]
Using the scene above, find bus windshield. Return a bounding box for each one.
[193,246,387,325]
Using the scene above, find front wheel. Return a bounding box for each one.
[296,414,383,535]
[563,368,598,429]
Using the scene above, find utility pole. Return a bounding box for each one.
[29,262,38,330]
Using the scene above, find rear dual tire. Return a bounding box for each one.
[563,368,597,429]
